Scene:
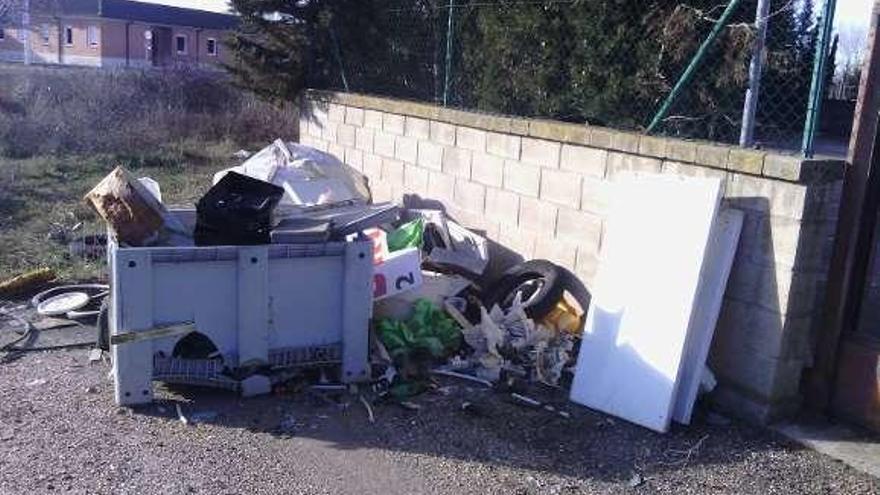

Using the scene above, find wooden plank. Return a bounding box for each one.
[672,208,744,424]
[569,173,721,433]
[809,1,880,409]
[829,116,880,428]
[111,322,195,345]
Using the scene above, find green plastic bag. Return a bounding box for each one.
[387,218,425,252]
[377,299,462,363]
[377,299,463,398]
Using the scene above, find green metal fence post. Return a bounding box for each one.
[646,0,743,134]
[802,0,838,158]
[442,0,454,107]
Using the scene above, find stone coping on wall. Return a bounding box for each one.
[304,89,845,185]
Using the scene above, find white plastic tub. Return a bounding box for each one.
[108,210,373,405]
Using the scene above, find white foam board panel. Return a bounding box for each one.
[672,208,743,425]
[569,173,722,433]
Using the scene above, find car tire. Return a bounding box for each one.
[482,260,564,320]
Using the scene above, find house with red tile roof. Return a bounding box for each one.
[0,0,237,68]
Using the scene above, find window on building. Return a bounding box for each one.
[175,34,187,55]
[206,38,217,57]
[87,25,98,47]
[0,27,5,41]
[64,26,73,46]
[41,24,50,45]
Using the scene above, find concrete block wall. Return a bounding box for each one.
[300,90,845,423]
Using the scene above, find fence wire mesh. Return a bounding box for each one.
[309,0,839,150]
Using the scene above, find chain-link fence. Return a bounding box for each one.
[306,0,851,153]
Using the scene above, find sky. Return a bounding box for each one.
[833,0,872,66]
[133,0,231,14]
[836,0,873,30]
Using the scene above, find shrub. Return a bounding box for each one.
[0,65,298,158]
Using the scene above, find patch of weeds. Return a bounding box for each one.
[0,140,243,281]
[113,149,184,169]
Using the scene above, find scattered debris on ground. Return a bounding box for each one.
[3,140,748,444]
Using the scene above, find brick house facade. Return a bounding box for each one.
[0,0,237,68]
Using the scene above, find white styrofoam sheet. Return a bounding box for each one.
[672,208,743,425]
[569,173,722,433]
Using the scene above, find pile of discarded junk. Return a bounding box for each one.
[0,139,743,434]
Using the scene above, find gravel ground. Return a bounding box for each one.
[1,333,879,495]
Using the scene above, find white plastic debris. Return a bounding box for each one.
[699,366,717,394]
[372,248,423,301]
[455,295,573,387]
[214,138,291,183]
[374,272,470,320]
[88,348,103,363]
[36,292,90,317]
[404,209,489,276]
[213,140,370,218]
[138,177,162,202]
[175,403,189,425]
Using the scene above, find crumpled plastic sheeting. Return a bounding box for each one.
[213,139,371,218]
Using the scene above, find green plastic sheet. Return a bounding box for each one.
[377,298,461,362]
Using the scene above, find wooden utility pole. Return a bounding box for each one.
[807,0,880,409]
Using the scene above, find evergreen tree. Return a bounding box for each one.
[797,0,816,53]
[224,0,394,101]
[457,1,576,118]
[456,0,754,139]
[224,0,320,101]
[751,0,815,143]
[226,0,448,102]
[825,34,839,99]
[225,0,821,144]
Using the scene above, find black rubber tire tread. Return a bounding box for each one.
[482,260,564,320]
